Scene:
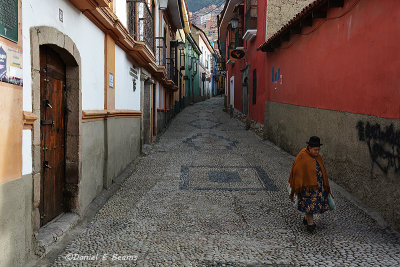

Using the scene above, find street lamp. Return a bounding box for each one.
[177,41,185,110]
[159,0,168,10]
[193,57,198,75]
[202,72,206,98]
[178,41,185,70]
[191,56,198,104]
[231,18,239,29]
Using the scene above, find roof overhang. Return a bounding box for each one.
[181,0,191,33]
[218,0,243,41]
[258,0,345,52]
[68,0,108,11]
[168,0,184,29]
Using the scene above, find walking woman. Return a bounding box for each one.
[288,136,331,232]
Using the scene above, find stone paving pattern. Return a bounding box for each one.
[52,98,400,266]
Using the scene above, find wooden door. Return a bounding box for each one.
[40,46,66,226]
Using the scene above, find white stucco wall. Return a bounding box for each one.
[115,0,128,28]
[22,0,105,112]
[156,83,160,108]
[22,130,32,175]
[115,45,141,110]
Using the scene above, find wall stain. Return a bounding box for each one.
[356,121,400,176]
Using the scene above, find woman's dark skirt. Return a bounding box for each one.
[297,162,329,214]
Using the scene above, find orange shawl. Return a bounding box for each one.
[288,147,330,195]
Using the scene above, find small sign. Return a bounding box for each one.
[59,8,64,23]
[0,41,23,86]
[129,67,137,92]
[109,72,114,88]
[229,49,246,61]
[0,0,19,43]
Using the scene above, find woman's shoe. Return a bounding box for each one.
[307,223,316,232]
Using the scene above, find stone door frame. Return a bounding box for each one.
[30,26,82,232]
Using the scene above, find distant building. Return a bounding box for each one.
[190,4,223,42]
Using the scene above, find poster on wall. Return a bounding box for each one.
[0,0,19,43]
[0,41,23,86]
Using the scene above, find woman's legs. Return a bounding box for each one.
[305,213,314,225]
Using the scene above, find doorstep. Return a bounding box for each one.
[37,213,79,256]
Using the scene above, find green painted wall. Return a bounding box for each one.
[184,39,200,102]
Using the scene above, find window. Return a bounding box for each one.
[252,69,257,105]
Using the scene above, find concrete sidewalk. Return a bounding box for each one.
[47,98,399,266]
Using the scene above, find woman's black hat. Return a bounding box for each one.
[307,136,323,147]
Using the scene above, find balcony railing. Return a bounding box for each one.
[245,0,257,32]
[167,58,178,85]
[128,0,155,53]
[235,30,244,48]
[220,41,226,59]
[155,37,166,66]
[127,1,137,39]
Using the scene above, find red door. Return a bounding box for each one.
[40,46,66,226]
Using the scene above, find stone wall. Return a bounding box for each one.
[267,0,314,39]
[0,175,33,266]
[143,80,152,145]
[80,120,105,213]
[80,117,141,213]
[157,110,175,135]
[105,118,141,187]
[264,101,400,231]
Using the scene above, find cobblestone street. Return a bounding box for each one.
[49,98,400,267]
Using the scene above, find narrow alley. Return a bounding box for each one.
[37,98,400,267]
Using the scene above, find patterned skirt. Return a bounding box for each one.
[297,162,329,214]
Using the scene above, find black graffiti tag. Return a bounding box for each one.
[356,122,400,176]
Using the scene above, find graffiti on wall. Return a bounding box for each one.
[271,66,283,90]
[356,121,400,176]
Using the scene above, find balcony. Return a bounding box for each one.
[155,37,166,66]
[243,0,257,41]
[128,0,155,53]
[167,58,178,85]
[235,30,244,48]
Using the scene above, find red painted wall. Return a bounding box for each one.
[265,0,400,119]
[226,47,245,112]
[246,0,268,123]
[225,0,269,124]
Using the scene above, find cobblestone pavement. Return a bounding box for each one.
[51,98,400,267]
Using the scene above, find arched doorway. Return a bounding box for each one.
[30,26,81,230]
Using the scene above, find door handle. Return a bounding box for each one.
[43,161,52,169]
[44,99,52,109]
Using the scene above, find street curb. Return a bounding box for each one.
[27,156,143,267]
